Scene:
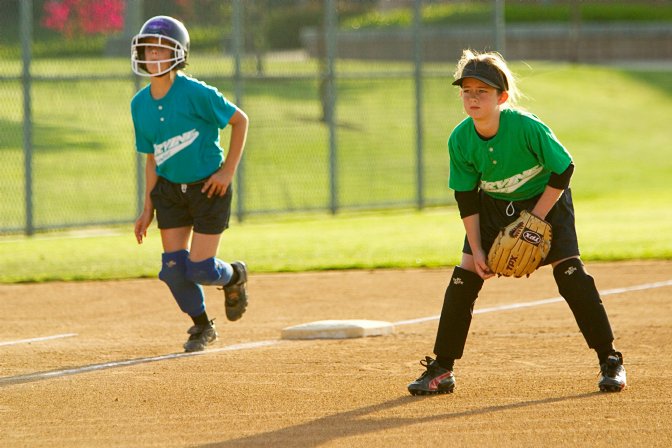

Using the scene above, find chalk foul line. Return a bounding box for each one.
[393,279,672,326]
[0,340,281,387]
[0,333,78,347]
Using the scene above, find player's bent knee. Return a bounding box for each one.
[185,257,232,286]
[158,250,206,316]
[553,257,599,301]
[445,266,484,305]
[158,250,190,285]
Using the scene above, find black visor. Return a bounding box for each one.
[452,60,508,91]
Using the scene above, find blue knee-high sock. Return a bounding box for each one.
[185,257,234,286]
[158,250,206,317]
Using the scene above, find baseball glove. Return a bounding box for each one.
[487,210,552,278]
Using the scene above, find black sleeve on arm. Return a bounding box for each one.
[547,162,575,190]
[454,188,479,218]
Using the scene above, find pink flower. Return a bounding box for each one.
[81,0,125,34]
[41,0,125,37]
[41,0,71,32]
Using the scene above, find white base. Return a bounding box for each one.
[281,319,395,340]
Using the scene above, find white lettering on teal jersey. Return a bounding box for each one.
[480,165,544,194]
[153,129,200,166]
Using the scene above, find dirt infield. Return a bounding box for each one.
[1,261,671,447]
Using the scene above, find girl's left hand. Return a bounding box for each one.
[202,170,232,198]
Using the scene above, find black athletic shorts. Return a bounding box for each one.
[150,176,232,235]
[462,188,580,265]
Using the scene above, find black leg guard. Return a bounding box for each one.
[433,267,484,360]
[553,258,614,350]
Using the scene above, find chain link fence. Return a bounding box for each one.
[1,0,669,235]
[2,0,479,235]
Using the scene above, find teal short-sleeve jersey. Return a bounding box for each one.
[131,73,237,184]
[448,108,572,201]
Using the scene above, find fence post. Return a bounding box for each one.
[21,0,34,236]
[413,0,424,210]
[126,0,144,219]
[324,0,338,214]
[494,0,506,55]
[233,0,246,222]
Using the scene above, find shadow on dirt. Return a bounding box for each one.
[196,391,602,448]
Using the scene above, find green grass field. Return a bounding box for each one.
[1,57,671,282]
[2,196,671,284]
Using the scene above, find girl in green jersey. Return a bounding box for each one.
[408,50,626,395]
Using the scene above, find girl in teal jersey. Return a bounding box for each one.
[131,16,249,353]
[408,50,626,395]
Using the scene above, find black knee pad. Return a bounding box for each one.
[553,258,614,349]
[433,266,485,360]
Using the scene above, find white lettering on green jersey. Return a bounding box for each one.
[480,165,544,194]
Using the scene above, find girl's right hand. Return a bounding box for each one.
[473,249,495,280]
[134,209,154,244]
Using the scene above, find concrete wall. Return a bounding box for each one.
[301,23,672,62]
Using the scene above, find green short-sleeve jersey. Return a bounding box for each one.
[131,73,237,184]
[448,108,572,201]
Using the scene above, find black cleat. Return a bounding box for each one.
[221,261,248,321]
[598,351,627,392]
[183,320,217,352]
[408,356,456,396]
